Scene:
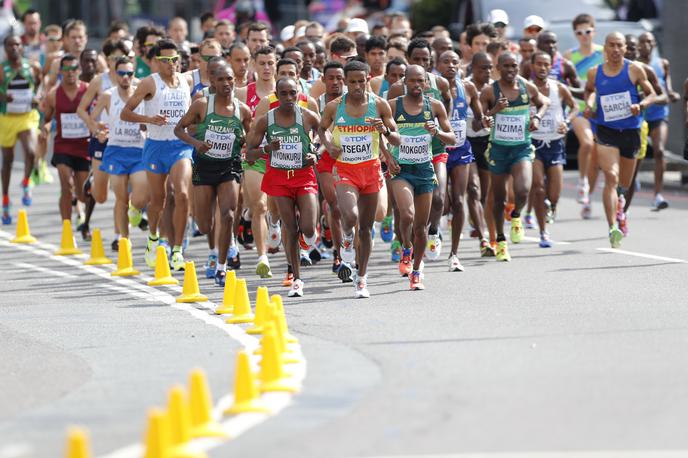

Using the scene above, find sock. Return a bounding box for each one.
[217,263,226,272]
[148,232,159,241]
[172,245,182,253]
[114,232,120,240]
[2,194,9,206]
[618,187,627,198]
[496,233,506,242]
[209,248,218,257]
[511,210,520,219]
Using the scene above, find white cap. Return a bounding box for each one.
[488,9,509,25]
[523,15,545,30]
[280,25,295,42]
[346,18,369,35]
[295,26,306,39]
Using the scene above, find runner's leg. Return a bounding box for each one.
[169,158,192,247]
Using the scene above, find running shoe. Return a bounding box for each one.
[524,213,536,229]
[544,199,553,224]
[340,234,355,264]
[398,248,412,277]
[581,203,592,220]
[653,193,669,211]
[480,239,495,257]
[448,254,464,272]
[300,249,312,266]
[337,261,353,283]
[609,226,623,249]
[332,256,341,274]
[138,215,149,231]
[205,254,218,279]
[353,274,370,299]
[77,223,91,241]
[256,255,272,278]
[288,279,304,297]
[111,238,119,252]
[144,236,158,268]
[170,250,185,271]
[469,227,480,238]
[242,219,254,247]
[2,203,11,225]
[159,238,171,258]
[38,159,53,184]
[547,206,556,225]
[425,233,442,261]
[267,220,281,250]
[380,215,394,243]
[227,246,241,270]
[616,194,628,236]
[539,231,552,248]
[409,270,425,290]
[390,239,402,262]
[510,217,523,244]
[321,221,333,248]
[577,180,589,204]
[308,246,322,264]
[83,173,93,197]
[282,270,294,287]
[495,240,511,262]
[214,269,226,287]
[128,203,143,228]
[21,181,31,206]
[237,215,247,246]
[504,202,515,221]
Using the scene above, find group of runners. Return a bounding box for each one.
[0,8,682,298]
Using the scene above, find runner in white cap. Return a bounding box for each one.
[523,15,545,40]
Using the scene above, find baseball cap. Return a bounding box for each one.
[280,25,295,42]
[346,18,369,35]
[295,26,306,39]
[523,15,545,30]
[488,9,509,26]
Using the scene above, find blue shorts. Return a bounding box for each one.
[100,145,145,176]
[486,142,534,175]
[533,138,566,169]
[446,142,474,171]
[89,137,107,160]
[143,138,193,174]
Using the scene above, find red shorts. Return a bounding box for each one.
[261,165,318,199]
[333,159,384,195]
[316,150,336,174]
[432,152,449,164]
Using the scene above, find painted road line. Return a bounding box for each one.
[13,262,78,279]
[522,236,572,245]
[0,233,306,457]
[597,248,688,264]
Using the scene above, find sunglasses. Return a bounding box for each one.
[48,36,61,42]
[143,41,158,47]
[336,53,357,62]
[107,54,124,61]
[575,28,594,36]
[61,64,79,71]
[526,26,542,33]
[200,54,217,62]
[155,55,179,64]
[116,70,134,77]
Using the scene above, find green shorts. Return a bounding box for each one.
[242,157,266,174]
[485,142,534,175]
[392,161,437,195]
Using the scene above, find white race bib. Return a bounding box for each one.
[6,89,32,113]
[340,133,373,162]
[270,142,303,169]
[538,109,559,136]
[204,130,236,159]
[111,125,144,146]
[60,113,89,139]
[450,119,466,147]
[600,91,633,122]
[398,134,432,163]
[494,114,526,142]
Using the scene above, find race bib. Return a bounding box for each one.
[6,89,32,113]
[111,125,144,145]
[398,134,432,163]
[450,119,466,147]
[60,113,89,139]
[494,114,526,142]
[538,110,559,136]
[270,140,303,169]
[600,91,633,122]
[204,130,236,159]
[340,133,373,162]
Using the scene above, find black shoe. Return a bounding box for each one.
[111,239,119,252]
[138,216,149,231]
[337,262,353,283]
[77,223,91,241]
[83,173,93,197]
[228,251,241,270]
[243,219,254,246]
[309,246,322,264]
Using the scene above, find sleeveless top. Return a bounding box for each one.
[190,69,207,98]
[332,93,381,164]
[467,77,491,138]
[644,56,669,122]
[245,82,262,117]
[489,79,531,147]
[548,53,567,83]
[570,44,604,113]
[54,81,90,157]
[403,73,445,155]
[194,94,244,162]
[144,72,191,141]
[106,87,145,149]
[392,95,434,165]
[447,76,469,150]
[531,79,565,141]
[1,58,35,114]
[266,106,311,170]
[378,78,390,98]
[135,56,151,79]
[595,59,642,130]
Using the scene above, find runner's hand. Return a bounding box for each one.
[387,156,401,177]
[557,122,568,135]
[187,123,198,136]
[195,139,212,153]
[669,91,680,103]
[493,96,508,114]
[268,138,281,153]
[630,103,642,116]
[480,116,494,130]
[149,114,167,126]
[529,117,540,132]
[96,128,109,143]
[327,144,343,158]
[367,117,386,133]
[305,153,318,167]
[4,93,13,103]
[424,120,438,136]
[583,106,593,119]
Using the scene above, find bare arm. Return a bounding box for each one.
[39,89,56,142]
[308,79,325,99]
[527,81,550,131]
[558,82,579,125]
[245,114,269,163]
[583,67,598,117]
[437,75,452,113]
[430,98,456,145]
[465,80,491,129]
[253,96,271,122]
[77,75,102,133]
[630,62,656,114]
[317,100,340,157]
[302,108,321,166]
[376,97,400,146]
[386,81,403,100]
[370,76,383,95]
[121,77,162,125]
[662,58,680,103]
[235,86,247,105]
[174,98,207,151]
[563,59,583,97]
[644,64,667,106]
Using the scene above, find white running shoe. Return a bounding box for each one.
[448,254,464,272]
[425,233,442,261]
[144,236,158,268]
[577,180,590,204]
[340,234,356,264]
[255,255,272,278]
[288,278,304,297]
[353,274,370,299]
[267,217,281,249]
[653,193,669,211]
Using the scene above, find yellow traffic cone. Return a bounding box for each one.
[10,209,36,243]
[111,238,140,276]
[258,323,300,393]
[167,386,206,458]
[55,219,82,255]
[65,427,91,458]
[214,270,236,314]
[224,350,270,415]
[245,286,270,334]
[84,228,113,265]
[143,408,171,458]
[176,261,208,303]
[271,294,298,344]
[225,279,254,323]
[148,246,179,286]
[268,303,300,364]
[188,368,227,438]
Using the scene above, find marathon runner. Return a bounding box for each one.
[227,42,251,89]
[187,39,222,98]
[133,26,163,80]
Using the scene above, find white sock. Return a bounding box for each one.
[209,248,218,257]
[217,263,226,272]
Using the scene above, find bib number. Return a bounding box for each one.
[270,141,303,169]
[60,113,89,139]
[600,91,633,122]
[398,134,432,163]
[450,119,466,147]
[340,133,373,162]
[494,114,526,142]
[203,130,236,159]
[6,89,32,113]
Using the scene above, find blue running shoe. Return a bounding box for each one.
[380,216,393,243]
[227,246,241,270]
[159,238,171,258]
[21,182,32,206]
[337,261,353,283]
[2,204,11,225]
[390,239,402,262]
[205,254,218,278]
[214,269,226,286]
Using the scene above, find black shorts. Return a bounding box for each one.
[192,158,242,186]
[51,152,91,172]
[88,137,107,160]
[595,125,641,160]
[468,135,490,171]
[647,118,666,132]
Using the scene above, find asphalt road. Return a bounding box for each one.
[2,162,688,458]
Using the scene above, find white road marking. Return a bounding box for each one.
[0,233,306,457]
[13,262,78,279]
[597,248,688,264]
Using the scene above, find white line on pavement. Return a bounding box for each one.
[13,262,78,279]
[597,248,688,264]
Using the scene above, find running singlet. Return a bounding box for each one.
[467,77,491,138]
[144,72,191,141]
[106,87,145,149]
[267,91,309,110]
[245,82,262,116]
[447,76,468,148]
[195,94,244,161]
[378,78,389,98]
[0,58,35,114]
[549,53,567,83]
[570,44,604,112]
[392,95,433,165]
[404,73,445,155]
[594,59,642,130]
[266,106,311,170]
[135,56,151,79]
[54,81,90,157]
[489,79,531,147]
[190,69,206,98]
[644,56,669,122]
[332,93,380,164]
[531,79,565,141]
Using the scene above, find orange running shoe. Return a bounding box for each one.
[504,202,515,221]
[398,247,412,277]
[282,271,294,287]
[409,270,425,290]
